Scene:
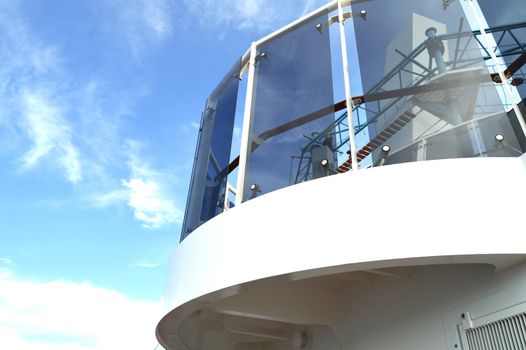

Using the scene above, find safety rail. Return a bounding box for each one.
[181,0,526,240]
[290,22,526,180]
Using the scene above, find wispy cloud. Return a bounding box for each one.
[179,120,201,136]
[122,178,180,229]
[87,141,183,229]
[102,0,174,56]
[0,258,14,266]
[0,268,162,349]
[182,0,326,32]
[122,141,182,229]
[134,261,161,268]
[0,1,184,228]
[88,189,129,208]
[0,2,82,184]
[301,0,323,16]
[142,0,173,38]
[19,90,82,183]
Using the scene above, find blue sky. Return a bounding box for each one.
[0,0,326,348]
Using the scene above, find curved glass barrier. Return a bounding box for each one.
[350,0,525,166]
[242,10,337,201]
[179,0,526,241]
[181,60,241,240]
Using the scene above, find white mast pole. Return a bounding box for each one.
[337,0,359,170]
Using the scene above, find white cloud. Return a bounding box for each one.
[301,0,322,16]
[20,91,82,183]
[31,47,61,75]
[143,0,173,38]
[89,140,182,229]
[182,0,326,32]
[179,121,201,136]
[123,178,180,229]
[0,268,162,350]
[103,0,174,56]
[88,189,129,208]
[134,261,162,268]
[124,141,182,229]
[0,1,185,229]
[0,258,14,266]
[0,2,83,184]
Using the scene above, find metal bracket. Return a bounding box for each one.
[461,312,474,330]
[254,51,269,64]
[329,11,352,25]
[315,11,354,33]
[442,0,457,10]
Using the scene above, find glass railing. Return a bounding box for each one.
[478,0,526,102]
[351,0,525,167]
[180,0,526,240]
[242,9,337,201]
[476,0,526,153]
[180,60,241,240]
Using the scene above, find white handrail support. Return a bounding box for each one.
[236,43,258,204]
[337,0,359,170]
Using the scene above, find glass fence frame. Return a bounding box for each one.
[236,1,350,204]
[181,0,526,240]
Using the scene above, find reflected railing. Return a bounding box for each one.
[241,8,337,202]
[381,110,525,165]
[336,20,526,172]
[180,0,526,241]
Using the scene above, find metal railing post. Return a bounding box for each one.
[337,0,359,170]
[236,43,258,204]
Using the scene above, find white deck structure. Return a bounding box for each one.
[157,1,526,349]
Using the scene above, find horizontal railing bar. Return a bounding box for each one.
[225,24,526,175]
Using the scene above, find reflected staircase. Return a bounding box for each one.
[292,21,526,183]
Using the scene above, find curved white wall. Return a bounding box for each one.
[164,156,526,312]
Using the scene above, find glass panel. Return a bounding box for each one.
[244,11,335,201]
[425,122,475,160]
[477,0,526,151]
[181,60,240,240]
[477,0,526,99]
[350,0,523,168]
[383,142,419,166]
[477,111,525,157]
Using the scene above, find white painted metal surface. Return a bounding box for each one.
[166,156,526,311]
[253,0,349,47]
[163,1,526,348]
[337,0,359,170]
[236,43,257,205]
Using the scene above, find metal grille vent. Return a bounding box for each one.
[466,313,526,350]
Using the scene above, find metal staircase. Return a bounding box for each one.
[290,21,526,183]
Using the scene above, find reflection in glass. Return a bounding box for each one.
[243,11,335,201]
[181,60,240,240]
[350,0,524,167]
[477,0,526,151]
[477,0,526,100]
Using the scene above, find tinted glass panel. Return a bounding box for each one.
[244,11,335,201]
[477,0,526,99]
[181,60,240,240]
[478,0,526,146]
[350,0,523,167]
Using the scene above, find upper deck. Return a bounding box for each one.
[181,0,526,240]
[158,1,526,349]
